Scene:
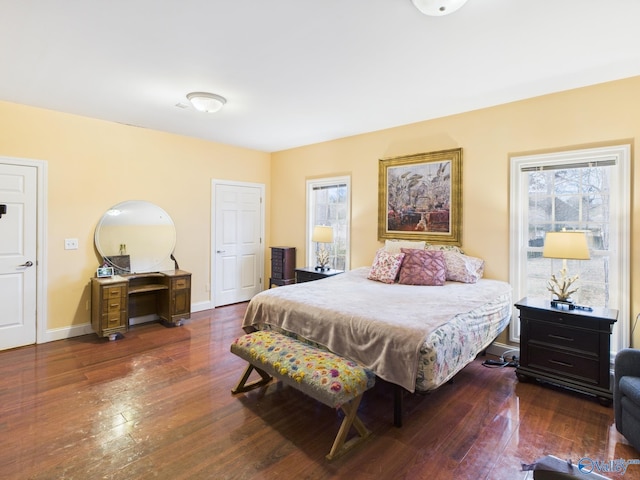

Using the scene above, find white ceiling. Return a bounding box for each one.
[2,0,640,152]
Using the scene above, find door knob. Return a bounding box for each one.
[216,250,226,254]
[19,261,34,267]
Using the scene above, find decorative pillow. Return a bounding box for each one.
[398,248,446,286]
[443,251,485,283]
[368,249,405,284]
[425,243,464,254]
[384,239,426,254]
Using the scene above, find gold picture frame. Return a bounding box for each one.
[378,148,462,245]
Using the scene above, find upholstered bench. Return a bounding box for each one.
[230,330,376,460]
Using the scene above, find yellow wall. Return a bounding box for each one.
[271,76,639,345]
[1,75,638,345]
[0,100,271,331]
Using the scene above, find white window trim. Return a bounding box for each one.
[509,145,630,355]
[305,175,351,270]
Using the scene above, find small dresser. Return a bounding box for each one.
[515,297,618,405]
[270,247,296,287]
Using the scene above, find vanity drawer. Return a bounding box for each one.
[102,298,123,315]
[102,285,125,300]
[172,277,190,290]
[103,311,124,329]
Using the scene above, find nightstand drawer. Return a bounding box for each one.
[522,309,604,331]
[295,267,344,283]
[296,270,321,283]
[528,345,599,385]
[528,321,599,353]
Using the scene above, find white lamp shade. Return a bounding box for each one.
[412,0,469,16]
[187,92,226,113]
[312,225,334,243]
[542,231,590,260]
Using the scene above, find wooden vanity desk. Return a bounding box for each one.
[91,269,191,339]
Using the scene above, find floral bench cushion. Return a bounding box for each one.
[231,330,375,408]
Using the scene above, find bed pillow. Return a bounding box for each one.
[425,243,464,254]
[368,249,405,284]
[443,251,485,283]
[398,248,446,286]
[384,239,426,254]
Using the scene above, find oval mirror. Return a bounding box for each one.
[94,200,176,274]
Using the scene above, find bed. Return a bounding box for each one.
[242,253,512,398]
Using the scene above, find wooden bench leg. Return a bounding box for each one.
[326,394,371,461]
[231,363,272,394]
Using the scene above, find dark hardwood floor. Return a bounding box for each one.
[1,303,637,479]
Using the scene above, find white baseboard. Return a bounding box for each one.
[40,301,213,344]
[485,341,520,361]
[43,322,95,343]
[192,300,213,313]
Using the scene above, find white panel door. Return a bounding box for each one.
[0,163,37,350]
[214,183,263,306]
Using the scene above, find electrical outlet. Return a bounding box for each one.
[64,238,79,250]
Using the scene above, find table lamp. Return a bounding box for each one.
[312,225,334,271]
[542,230,590,307]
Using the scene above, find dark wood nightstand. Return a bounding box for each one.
[515,297,618,405]
[295,267,344,283]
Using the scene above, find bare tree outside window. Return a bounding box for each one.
[307,176,351,271]
[510,144,630,351]
[526,166,611,307]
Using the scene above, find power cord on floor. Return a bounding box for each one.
[482,355,519,368]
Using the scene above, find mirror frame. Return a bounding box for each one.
[94,200,177,274]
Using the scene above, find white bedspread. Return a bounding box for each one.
[242,267,512,392]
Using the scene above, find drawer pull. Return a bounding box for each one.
[549,359,574,368]
[548,334,574,342]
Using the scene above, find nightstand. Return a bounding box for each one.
[515,297,618,405]
[295,267,344,283]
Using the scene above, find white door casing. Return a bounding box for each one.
[0,162,39,350]
[212,181,264,307]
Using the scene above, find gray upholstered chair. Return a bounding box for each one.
[614,348,640,451]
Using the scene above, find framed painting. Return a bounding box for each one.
[378,148,462,245]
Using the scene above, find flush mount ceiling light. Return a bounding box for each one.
[412,0,469,16]
[186,92,227,113]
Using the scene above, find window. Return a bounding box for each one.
[306,176,351,270]
[509,145,630,355]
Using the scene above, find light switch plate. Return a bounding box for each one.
[64,238,79,250]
